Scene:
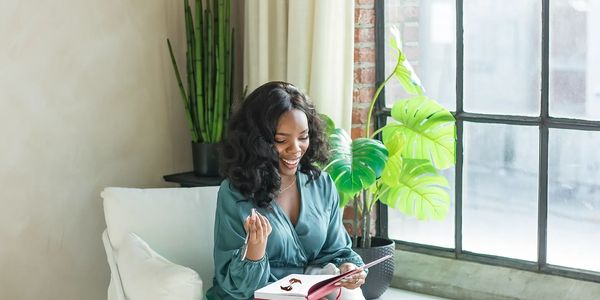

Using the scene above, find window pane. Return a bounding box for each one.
[549,0,600,120]
[388,167,455,248]
[463,1,541,115]
[463,123,538,260]
[384,0,456,111]
[547,129,600,272]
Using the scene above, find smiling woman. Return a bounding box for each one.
[219,81,328,208]
[209,81,367,300]
[274,109,310,177]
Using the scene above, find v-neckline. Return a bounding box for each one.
[273,173,303,229]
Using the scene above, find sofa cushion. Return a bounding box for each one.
[118,232,203,300]
[102,186,219,290]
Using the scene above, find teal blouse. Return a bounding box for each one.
[206,171,364,300]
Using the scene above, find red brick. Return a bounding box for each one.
[351,127,366,140]
[353,67,376,84]
[352,107,370,124]
[355,0,374,6]
[354,47,375,64]
[343,222,356,235]
[343,206,355,220]
[355,8,375,26]
[353,87,375,104]
[354,27,375,43]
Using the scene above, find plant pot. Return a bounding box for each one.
[192,142,220,177]
[352,237,395,299]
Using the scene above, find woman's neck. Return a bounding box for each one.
[279,173,297,193]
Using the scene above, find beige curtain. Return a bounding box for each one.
[244,0,354,131]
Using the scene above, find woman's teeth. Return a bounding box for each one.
[282,158,300,166]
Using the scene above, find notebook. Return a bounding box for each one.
[254,254,393,300]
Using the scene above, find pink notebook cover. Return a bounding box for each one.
[254,254,393,300]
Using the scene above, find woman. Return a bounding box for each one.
[206,81,366,300]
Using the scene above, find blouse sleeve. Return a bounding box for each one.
[312,175,365,268]
[212,182,270,299]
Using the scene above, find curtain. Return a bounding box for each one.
[244,0,354,132]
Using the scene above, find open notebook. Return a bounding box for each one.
[254,254,393,300]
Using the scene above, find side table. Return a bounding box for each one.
[163,172,224,187]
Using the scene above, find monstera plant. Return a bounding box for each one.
[323,27,456,248]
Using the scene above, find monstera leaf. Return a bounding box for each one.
[384,96,456,169]
[319,113,336,136]
[379,155,450,220]
[324,129,388,195]
[390,27,424,96]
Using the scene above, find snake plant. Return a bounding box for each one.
[167,0,233,143]
[323,27,456,248]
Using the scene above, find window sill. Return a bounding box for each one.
[390,249,600,300]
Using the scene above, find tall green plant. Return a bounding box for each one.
[167,0,233,143]
[323,27,456,248]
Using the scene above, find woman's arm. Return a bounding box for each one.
[212,184,271,299]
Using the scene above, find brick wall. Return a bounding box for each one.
[345,0,377,237]
[346,0,421,238]
[352,0,376,142]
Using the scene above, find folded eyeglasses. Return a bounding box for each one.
[280,278,302,291]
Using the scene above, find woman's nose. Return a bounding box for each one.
[287,139,302,153]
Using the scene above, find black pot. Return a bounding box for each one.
[192,142,220,177]
[353,237,395,299]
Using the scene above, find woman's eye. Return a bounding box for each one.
[274,140,285,144]
[299,136,309,140]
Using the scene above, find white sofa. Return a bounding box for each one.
[101,186,220,300]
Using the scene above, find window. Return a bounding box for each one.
[380,0,600,281]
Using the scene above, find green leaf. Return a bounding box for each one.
[319,113,336,136]
[168,0,233,143]
[381,121,406,156]
[338,191,357,208]
[379,157,450,220]
[324,129,388,194]
[388,96,456,169]
[389,26,424,96]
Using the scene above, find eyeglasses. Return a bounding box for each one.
[280,278,302,291]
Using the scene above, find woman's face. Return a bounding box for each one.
[274,109,310,177]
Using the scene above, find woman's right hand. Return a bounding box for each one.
[243,209,272,261]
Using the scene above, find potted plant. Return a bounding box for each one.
[167,0,233,177]
[322,27,456,298]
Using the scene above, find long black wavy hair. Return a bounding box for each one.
[220,81,329,207]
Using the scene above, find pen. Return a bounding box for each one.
[241,208,256,261]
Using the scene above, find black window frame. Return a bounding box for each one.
[375,0,600,283]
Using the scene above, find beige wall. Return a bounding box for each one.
[0,1,194,299]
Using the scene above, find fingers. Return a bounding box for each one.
[338,272,366,289]
[337,263,366,289]
[256,212,272,242]
[246,209,271,245]
[244,214,251,234]
[259,213,272,236]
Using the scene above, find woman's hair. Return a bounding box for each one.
[220,81,329,207]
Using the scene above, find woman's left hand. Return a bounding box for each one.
[337,263,366,289]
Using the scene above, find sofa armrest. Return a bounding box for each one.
[103,229,126,300]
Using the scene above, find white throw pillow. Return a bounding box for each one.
[117,232,203,300]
